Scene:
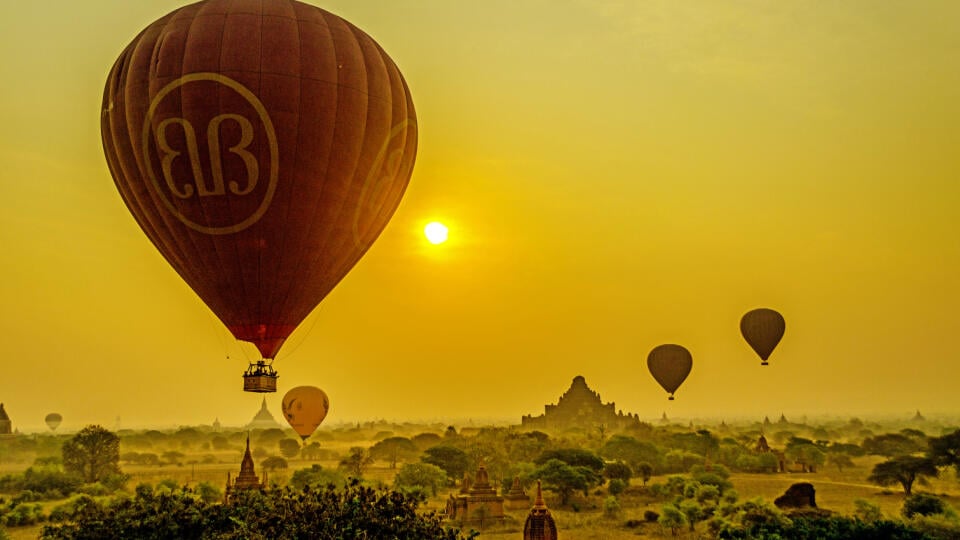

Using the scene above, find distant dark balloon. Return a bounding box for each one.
[740,308,785,365]
[647,344,693,400]
[45,413,62,431]
[101,0,417,382]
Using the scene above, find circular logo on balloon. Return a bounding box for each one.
[353,118,418,247]
[141,73,279,235]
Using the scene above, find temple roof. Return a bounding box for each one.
[523,481,557,540]
[0,403,8,422]
[246,398,281,429]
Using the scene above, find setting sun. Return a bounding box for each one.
[424,222,449,245]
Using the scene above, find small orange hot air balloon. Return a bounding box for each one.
[647,344,693,400]
[282,386,329,441]
[740,308,786,366]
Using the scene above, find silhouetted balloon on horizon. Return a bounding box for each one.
[282,386,329,441]
[740,308,786,365]
[45,413,62,431]
[648,344,693,400]
[100,0,417,386]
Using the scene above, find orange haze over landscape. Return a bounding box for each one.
[1,1,958,431]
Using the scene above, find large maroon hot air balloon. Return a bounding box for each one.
[101,0,417,392]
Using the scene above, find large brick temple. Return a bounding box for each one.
[521,376,640,431]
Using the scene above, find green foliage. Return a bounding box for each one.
[600,436,662,471]
[534,448,604,472]
[607,478,626,495]
[530,458,600,506]
[39,481,476,540]
[862,433,926,457]
[868,456,939,495]
[368,437,419,469]
[854,498,883,522]
[718,515,934,539]
[393,463,448,497]
[927,429,960,471]
[61,425,122,484]
[195,482,222,504]
[289,464,346,490]
[603,461,632,482]
[903,493,946,519]
[421,446,469,481]
[338,447,373,478]
[603,495,621,518]
[2,501,44,527]
[278,439,300,459]
[261,456,288,471]
[637,462,654,485]
[658,503,688,536]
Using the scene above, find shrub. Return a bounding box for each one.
[854,498,883,522]
[644,509,660,522]
[599,496,618,518]
[608,478,626,496]
[902,493,945,518]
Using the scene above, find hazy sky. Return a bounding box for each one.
[1,1,958,431]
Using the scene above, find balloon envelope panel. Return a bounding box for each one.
[101,0,417,359]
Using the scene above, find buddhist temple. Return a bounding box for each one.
[225,435,265,501]
[913,410,926,422]
[504,475,531,510]
[0,403,11,435]
[246,398,282,430]
[522,376,640,431]
[446,459,505,527]
[523,481,558,540]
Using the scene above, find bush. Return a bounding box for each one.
[39,481,476,539]
[854,498,883,522]
[603,496,621,518]
[644,509,660,522]
[608,478,626,496]
[902,493,945,518]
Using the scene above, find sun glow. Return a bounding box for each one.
[424,222,449,245]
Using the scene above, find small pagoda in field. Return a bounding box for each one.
[504,476,530,510]
[445,459,505,527]
[225,435,265,502]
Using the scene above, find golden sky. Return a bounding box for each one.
[1,0,958,431]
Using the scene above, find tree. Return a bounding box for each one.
[867,456,938,495]
[927,429,960,471]
[393,463,448,496]
[422,446,469,481]
[39,481,476,539]
[637,462,654,486]
[534,448,604,473]
[603,461,632,484]
[369,437,419,469]
[61,425,121,483]
[530,459,600,506]
[278,439,301,459]
[862,433,925,457]
[600,435,662,470]
[826,452,855,472]
[658,503,687,537]
[261,456,288,471]
[411,433,443,450]
[338,447,373,478]
[289,464,345,490]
